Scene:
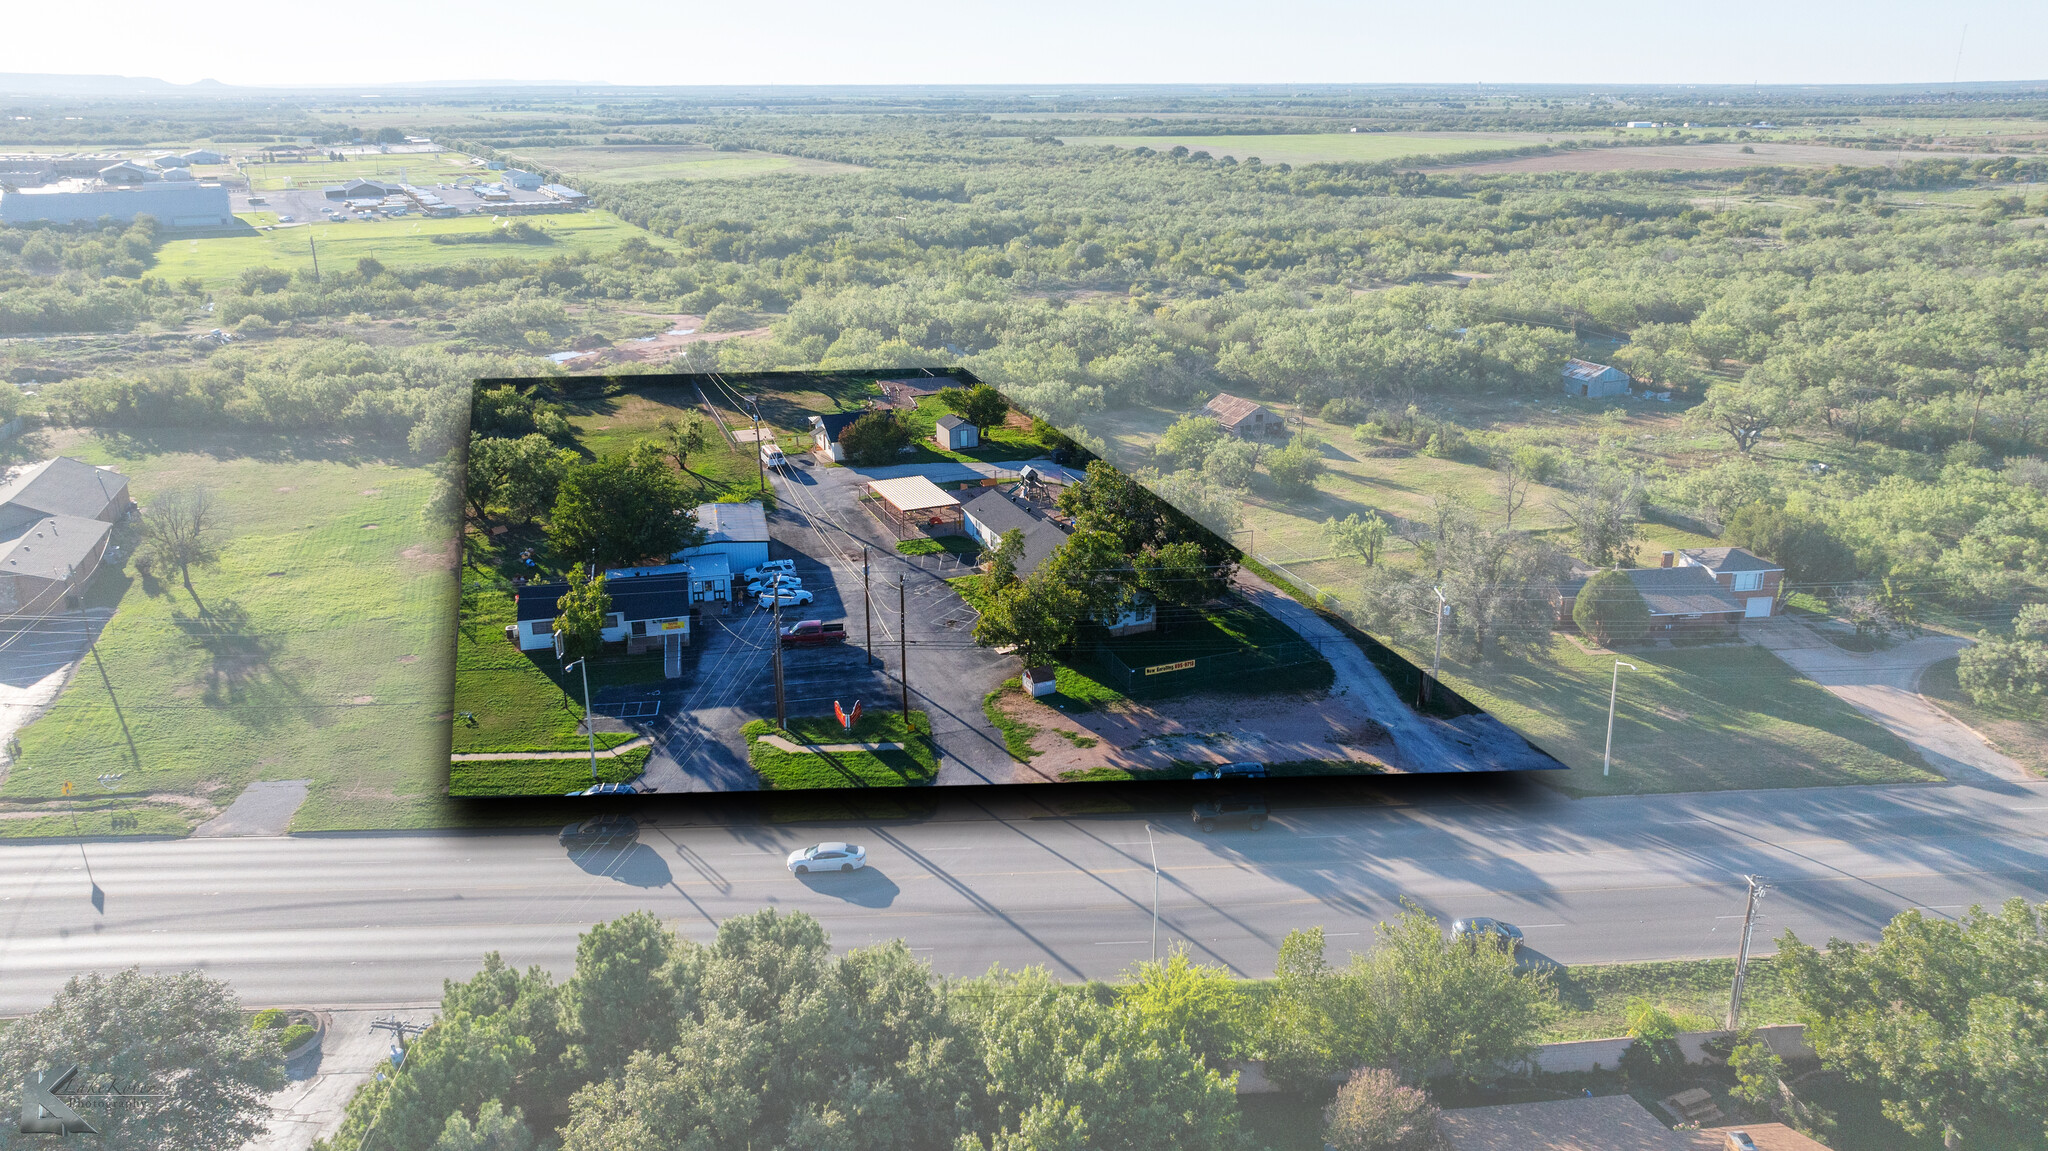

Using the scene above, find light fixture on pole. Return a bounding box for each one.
[563,657,597,783]
[1603,660,1637,776]
[1727,875,1770,1029]
[1147,823,1159,963]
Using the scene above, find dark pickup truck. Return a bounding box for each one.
[780,620,847,646]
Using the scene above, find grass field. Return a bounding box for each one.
[1085,403,1935,794]
[241,154,484,192]
[1063,132,1556,165]
[499,145,864,182]
[742,715,938,789]
[447,748,650,796]
[1919,656,2048,777]
[4,429,456,833]
[151,211,663,289]
[449,587,648,757]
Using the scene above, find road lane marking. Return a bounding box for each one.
[1092,940,1147,946]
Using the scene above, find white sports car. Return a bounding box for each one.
[786,842,867,874]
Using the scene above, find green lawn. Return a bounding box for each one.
[1541,957,1796,1042]
[1083,597,1335,700]
[894,397,1052,465]
[497,144,864,182]
[6,430,457,832]
[742,714,938,789]
[152,211,663,289]
[448,586,646,757]
[1431,635,1938,796]
[897,535,979,559]
[1919,655,2048,777]
[447,748,649,796]
[241,154,486,191]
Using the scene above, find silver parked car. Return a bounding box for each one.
[1450,917,1525,951]
[786,842,867,874]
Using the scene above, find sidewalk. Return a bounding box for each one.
[243,1007,438,1151]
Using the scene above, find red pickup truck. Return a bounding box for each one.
[780,620,847,647]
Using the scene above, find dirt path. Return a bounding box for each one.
[1749,619,2029,784]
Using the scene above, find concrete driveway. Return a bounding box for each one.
[1749,619,2028,784]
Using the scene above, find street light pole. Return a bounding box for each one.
[1603,660,1638,777]
[749,394,764,493]
[771,594,787,729]
[862,545,873,669]
[564,657,597,783]
[898,573,910,724]
[1147,823,1159,963]
[1427,586,1448,704]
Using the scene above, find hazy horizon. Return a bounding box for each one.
[5,0,2046,91]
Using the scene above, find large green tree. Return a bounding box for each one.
[1779,899,2048,1148]
[0,969,284,1151]
[553,569,611,659]
[547,448,698,569]
[1155,415,1224,471]
[1573,568,1651,647]
[839,411,912,465]
[1119,947,1244,1073]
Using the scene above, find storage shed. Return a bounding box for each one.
[1561,358,1631,398]
[934,414,980,451]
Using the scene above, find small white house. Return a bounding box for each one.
[935,414,980,451]
[1098,589,1157,637]
[809,413,862,462]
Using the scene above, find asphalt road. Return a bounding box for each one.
[0,775,2041,1014]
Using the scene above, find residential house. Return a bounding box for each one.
[1098,586,1157,637]
[808,412,865,462]
[1677,546,1783,618]
[934,414,979,451]
[0,514,112,615]
[1558,556,1746,633]
[678,501,770,575]
[1437,1093,1828,1151]
[1202,392,1286,439]
[959,488,1069,576]
[0,456,131,535]
[1561,358,1631,398]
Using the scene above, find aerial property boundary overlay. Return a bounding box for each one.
[447,370,1564,795]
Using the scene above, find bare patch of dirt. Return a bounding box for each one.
[996,684,1396,777]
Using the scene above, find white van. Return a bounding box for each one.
[760,443,787,470]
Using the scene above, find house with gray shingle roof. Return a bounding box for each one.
[1556,546,1781,632]
[0,457,131,618]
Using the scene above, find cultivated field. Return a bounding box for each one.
[499,145,864,182]
[152,211,663,288]
[1,429,455,834]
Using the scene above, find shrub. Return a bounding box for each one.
[1323,1068,1437,1151]
[249,1008,284,1031]
[839,412,911,466]
[703,303,750,331]
[1729,1032,1785,1107]
[1320,397,1371,424]
[275,1023,316,1050]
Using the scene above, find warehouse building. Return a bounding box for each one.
[0,178,233,227]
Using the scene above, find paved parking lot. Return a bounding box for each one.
[630,454,1024,793]
[0,610,111,768]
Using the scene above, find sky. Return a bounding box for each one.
[4,0,2046,89]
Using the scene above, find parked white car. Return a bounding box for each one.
[757,588,814,608]
[744,559,797,582]
[786,842,866,874]
[746,574,803,596]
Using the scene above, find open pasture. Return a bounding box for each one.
[1063,132,1554,165]
[242,154,484,191]
[500,144,864,182]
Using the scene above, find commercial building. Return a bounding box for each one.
[538,183,586,203]
[959,487,1068,576]
[678,501,771,575]
[0,178,233,227]
[0,456,130,617]
[501,169,543,190]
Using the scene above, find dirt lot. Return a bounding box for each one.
[1444,142,1995,175]
[996,683,1397,779]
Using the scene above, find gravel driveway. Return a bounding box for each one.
[1749,619,2028,784]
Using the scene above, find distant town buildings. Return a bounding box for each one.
[0,177,232,227]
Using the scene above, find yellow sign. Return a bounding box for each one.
[1145,659,1197,676]
[660,619,687,631]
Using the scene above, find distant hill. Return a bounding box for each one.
[0,73,231,96]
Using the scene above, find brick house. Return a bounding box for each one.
[1676,546,1784,618]
[1557,547,1783,633]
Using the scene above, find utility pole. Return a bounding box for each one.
[749,394,764,493]
[1426,586,1448,704]
[308,234,320,283]
[1603,660,1638,777]
[564,657,596,783]
[862,545,873,668]
[1727,875,1770,1030]
[1147,823,1160,963]
[770,595,787,729]
[898,573,909,724]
